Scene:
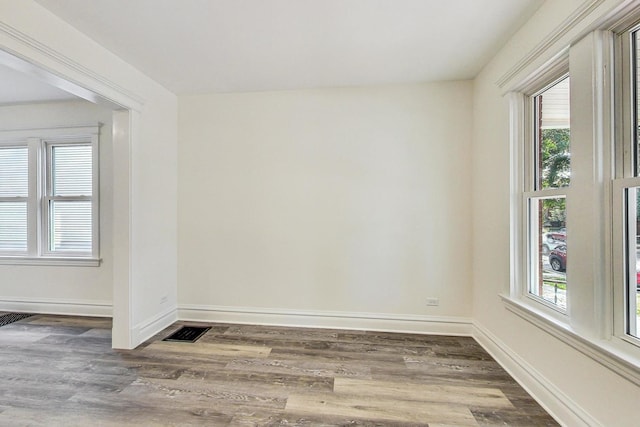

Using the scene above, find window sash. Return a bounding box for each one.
[612,178,640,346]
[0,199,28,254]
[42,141,96,256]
[525,195,568,312]
[521,72,571,313]
[0,145,28,198]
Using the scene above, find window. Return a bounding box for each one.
[504,7,640,385]
[46,144,94,253]
[0,126,99,265]
[615,26,640,343]
[525,77,570,311]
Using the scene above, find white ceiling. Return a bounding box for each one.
[0,63,77,105]
[30,0,544,95]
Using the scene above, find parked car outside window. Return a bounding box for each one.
[549,244,567,272]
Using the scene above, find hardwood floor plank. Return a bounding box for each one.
[226,357,372,379]
[1,322,91,336]
[23,315,111,329]
[144,341,272,358]
[178,369,335,392]
[117,377,288,411]
[268,345,407,364]
[229,410,429,426]
[404,355,514,381]
[223,324,340,342]
[333,378,514,408]
[285,392,479,425]
[0,329,54,344]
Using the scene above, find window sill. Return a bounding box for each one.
[0,256,101,267]
[501,294,640,386]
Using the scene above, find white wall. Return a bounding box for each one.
[0,0,178,348]
[2,1,638,423]
[0,100,113,313]
[471,0,640,425]
[178,82,473,331]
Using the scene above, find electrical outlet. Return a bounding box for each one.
[160,295,169,304]
[425,298,439,307]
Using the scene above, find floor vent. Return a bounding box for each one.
[163,326,210,343]
[0,313,34,327]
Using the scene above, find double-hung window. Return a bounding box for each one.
[509,15,640,374]
[614,24,640,344]
[525,75,570,312]
[0,126,99,265]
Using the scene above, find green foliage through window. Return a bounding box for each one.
[539,128,569,227]
[541,128,570,188]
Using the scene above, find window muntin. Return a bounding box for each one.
[525,76,570,311]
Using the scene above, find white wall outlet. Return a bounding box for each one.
[425,298,439,306]
[160,295,169,304]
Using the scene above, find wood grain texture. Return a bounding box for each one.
[333,378,514,408]
[285,393,478,425]
[0,314,558,426]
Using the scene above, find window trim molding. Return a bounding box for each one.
[501,294,640,387]
[507,23,640,374]
[496,0,622,90]
[0,125,99,141]
[0,125,100,265]
[0,256,100,267]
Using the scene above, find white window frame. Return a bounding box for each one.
[612,21,640,348]
[506,25,640,384]
[510,53,571,321]
[0,125,100,266]
[524,71,571,315]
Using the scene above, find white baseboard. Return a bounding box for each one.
[0,296,111,317]
[133,307,178,346]
[178,304,472,336]
[472,321,600,427]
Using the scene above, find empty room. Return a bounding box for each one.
[0,0,639,425]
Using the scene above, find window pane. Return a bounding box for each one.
[635,30,640,176]
[529,197,567,310]
[0,146,28,197]
[50,200,92,252]
[52,145,92,196]
[534,78,571,189]
[626,188,640,338]
[0,202,27,251]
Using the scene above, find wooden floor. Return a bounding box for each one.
[0,314,558,426]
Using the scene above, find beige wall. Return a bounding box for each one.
[178,82,473,322]
[0,100,113,310]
